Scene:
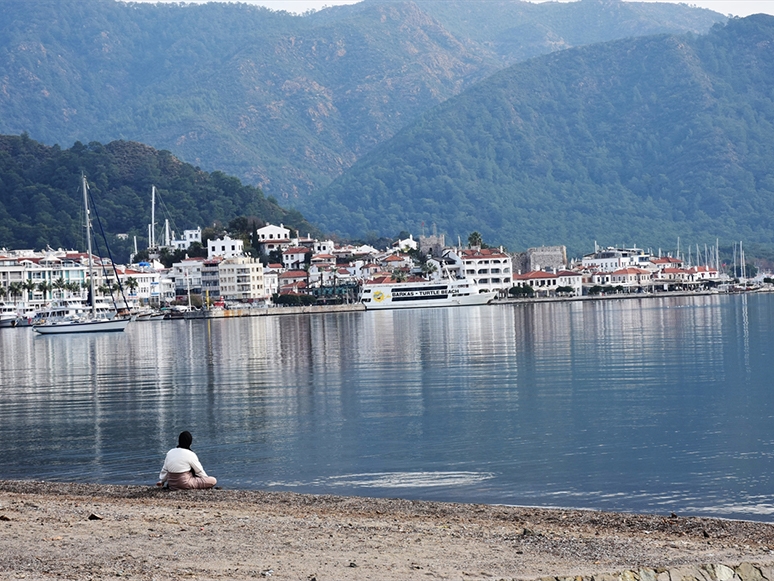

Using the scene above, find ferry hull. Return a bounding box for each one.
[362,280,496,310]
[363,293,495,310]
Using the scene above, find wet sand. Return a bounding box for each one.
[1,480,774,580]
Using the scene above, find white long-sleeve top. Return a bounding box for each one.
[159,447,209,482]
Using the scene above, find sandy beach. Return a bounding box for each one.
[1,480,774,580]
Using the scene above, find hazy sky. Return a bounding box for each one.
[132,1,774,18]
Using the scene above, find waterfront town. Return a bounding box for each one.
[0,221,761,318]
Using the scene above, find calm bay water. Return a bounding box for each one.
[2,293,774,520]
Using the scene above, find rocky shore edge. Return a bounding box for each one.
[2,480,774,580]
[560,563,774,581]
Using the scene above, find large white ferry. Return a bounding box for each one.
[360,277,496,310]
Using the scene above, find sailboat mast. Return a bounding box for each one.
[83,174,96,318]
[151,185,156,249]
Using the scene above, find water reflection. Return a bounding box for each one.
[1,295,773,520]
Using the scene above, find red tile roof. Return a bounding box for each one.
[611,267,651,275]
[280,269,308,278]
[660,267,689,274]
[460,248,508,259]
[513,271,557,280]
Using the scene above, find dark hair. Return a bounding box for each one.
[177,431,193,450]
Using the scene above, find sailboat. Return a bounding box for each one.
[33,175,131,334]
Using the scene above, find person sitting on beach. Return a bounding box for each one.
[157,431,217,490]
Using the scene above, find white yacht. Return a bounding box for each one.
[32,298,88,321]
[32,175,130,334]
[0,302,17,328]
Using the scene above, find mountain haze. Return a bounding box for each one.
[404,0,724,63]
[0,0,724,202]
[305,15,774,257]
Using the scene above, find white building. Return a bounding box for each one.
[394,234,417,252]
[172,257,205,296]
[254,224,292,256]
[610,267,653,287]
[0,253,31,291]
[208,235,244,259]
[218,256,266,302]
[283,247,310,270]
[0,249,89,306]
[512,270,583,296]
[308,264,336,287]
[0,248,180,307]
[201,258,222,300]
[171,228,202,251]
[117,265,175,305]
[445,247,513,293]
[581,247,653,273]
[312,239,335,254]
[311,253,336,269]
[255,223,290,242]
[332,244,379,263]
[263,266,280,299]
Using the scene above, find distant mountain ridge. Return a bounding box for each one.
[0,0,724,202]
[389,0,724,62]
[304,16,774,257]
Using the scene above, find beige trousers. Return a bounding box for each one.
[166,471,217,490]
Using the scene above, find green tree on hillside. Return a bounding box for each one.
[0,135,320,261]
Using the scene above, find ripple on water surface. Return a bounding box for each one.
[1,296,774,520]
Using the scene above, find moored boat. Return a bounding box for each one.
[32,317,129,334]
[0,301,33,328]
[134,307,167,321]
[360,276,496,310]
[33,175,131,334]
[0,312,16,328]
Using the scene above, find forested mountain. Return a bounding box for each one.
[0,134,317,262]
[305,15,774,257]
[0,0,723,202]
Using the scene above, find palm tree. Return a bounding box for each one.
[0,286,6,301]
[421,262,437,276]
[468,231,483,249]
[125,277,139,296]
[391,270,407,283]
[22,279,37,301]
[37,281,52,300]
[8,282,23,303]
[53,277,67,298]
[66,281,81,296]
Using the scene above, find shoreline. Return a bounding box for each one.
[175,288,762,320]
[2,480,774,580]
[494,287,773,305]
